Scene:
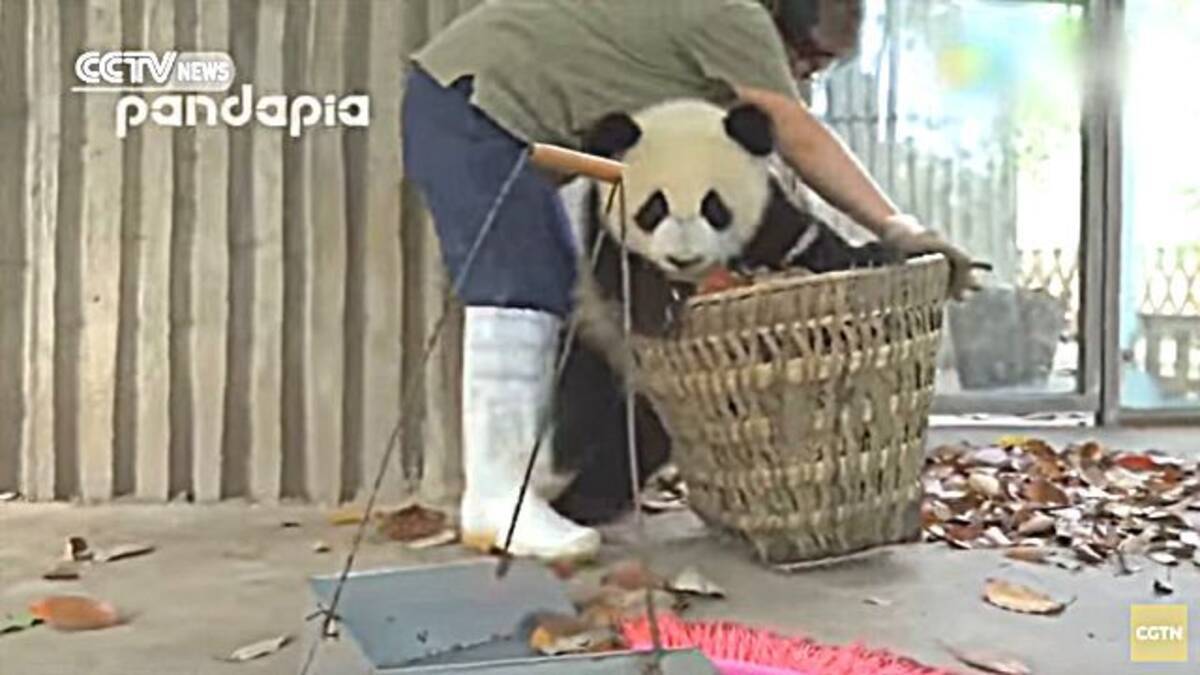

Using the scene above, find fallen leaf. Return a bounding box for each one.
[95,542,156,563]
[997,435,1029,449]
[28,596,121,631]
[1114,454,1159,472]
[312,541,331,554]
[377,504,447,543]
[983,527,1013,548]
[1072,542,1104,564]
[969,447,1012,468]
[1048,553,1083,572]
[602,559,661,591]
[42,562,81,581]
[327,507,366,526]
[1154,575,1174,596]
[580,587,679,627]
[0,491,18,502]
[667,567,726,598]
[968,473,1003,499]
[0,611,42,636]
[1023,478,1070,507]
[224,635,291,662]
[943,643,1032,675]
[863,596,894,607]
[1148,551,1178,566]
[280,521,301,529]
[1005,547,1048,564]
[983,579,1065,615]
[1017,513,1055,536]
[1180,531,1200,548]
[944,523,984,548]
[404,528,458,550]
[63,537,92,562]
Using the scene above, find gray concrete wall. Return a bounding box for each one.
[0,0,483,504]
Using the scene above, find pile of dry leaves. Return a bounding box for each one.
[922,437,1200,575]
[526,559,725,657]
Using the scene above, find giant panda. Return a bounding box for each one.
[548,99,902,523]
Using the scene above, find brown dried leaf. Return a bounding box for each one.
[1023,478,1070,507]
[311,541,331,554]
[377,504,447,543]
[863,596,894,607]
[945,523,985,549]
[943,643,1032,675]
[984,579,1066,615]
[95,542,156,563]
[602,559,662,591]
[1114,454,1159,472]
[1005,547,1049,564]
[28,596,121,631]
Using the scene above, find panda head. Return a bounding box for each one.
[583,100,774,283]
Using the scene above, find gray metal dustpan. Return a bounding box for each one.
[300,559,717,674]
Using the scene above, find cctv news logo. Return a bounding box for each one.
[74,50,369,138]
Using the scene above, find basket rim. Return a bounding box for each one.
[688,253,949,309]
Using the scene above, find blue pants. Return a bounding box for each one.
[402,67,577,317]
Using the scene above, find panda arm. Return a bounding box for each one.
[738,180,903,273]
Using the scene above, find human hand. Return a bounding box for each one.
[879,215,987,301]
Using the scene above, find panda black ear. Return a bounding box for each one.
[583,113,642,159]
[724,104,774,157]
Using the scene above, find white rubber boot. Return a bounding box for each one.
[459,306,601,561]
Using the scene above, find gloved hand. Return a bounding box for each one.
[879,214,986,301]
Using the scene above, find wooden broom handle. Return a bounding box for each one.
[530,143,624,184]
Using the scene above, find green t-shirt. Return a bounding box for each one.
[413,0,799,148]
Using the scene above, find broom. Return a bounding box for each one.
[621,614,954,675]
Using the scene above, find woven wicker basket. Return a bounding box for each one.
[632,255,950,565]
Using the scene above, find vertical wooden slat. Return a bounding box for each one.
[248,0,286,501]
[71,0,124,502]
[191,0,230,501]
[0,0,32,493]
[345,0,404,504]
[280,0,314,499]
[298,0,348,505]
[114,0,173,501]
[170,0,229,502]
[221,0,259,499]
[20,0,60,501]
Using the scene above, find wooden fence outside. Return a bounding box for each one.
[0,0,488,504]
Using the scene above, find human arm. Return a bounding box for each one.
[736,84,984,299]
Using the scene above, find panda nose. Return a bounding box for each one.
[667,255,704,270]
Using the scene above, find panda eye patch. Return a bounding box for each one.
[635,190,669,232]
[702,190,732,231]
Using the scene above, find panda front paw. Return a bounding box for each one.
[851,241,906,268]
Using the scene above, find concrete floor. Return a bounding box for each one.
[2,428,1197,675]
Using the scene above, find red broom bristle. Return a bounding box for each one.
[621,615,955,675]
